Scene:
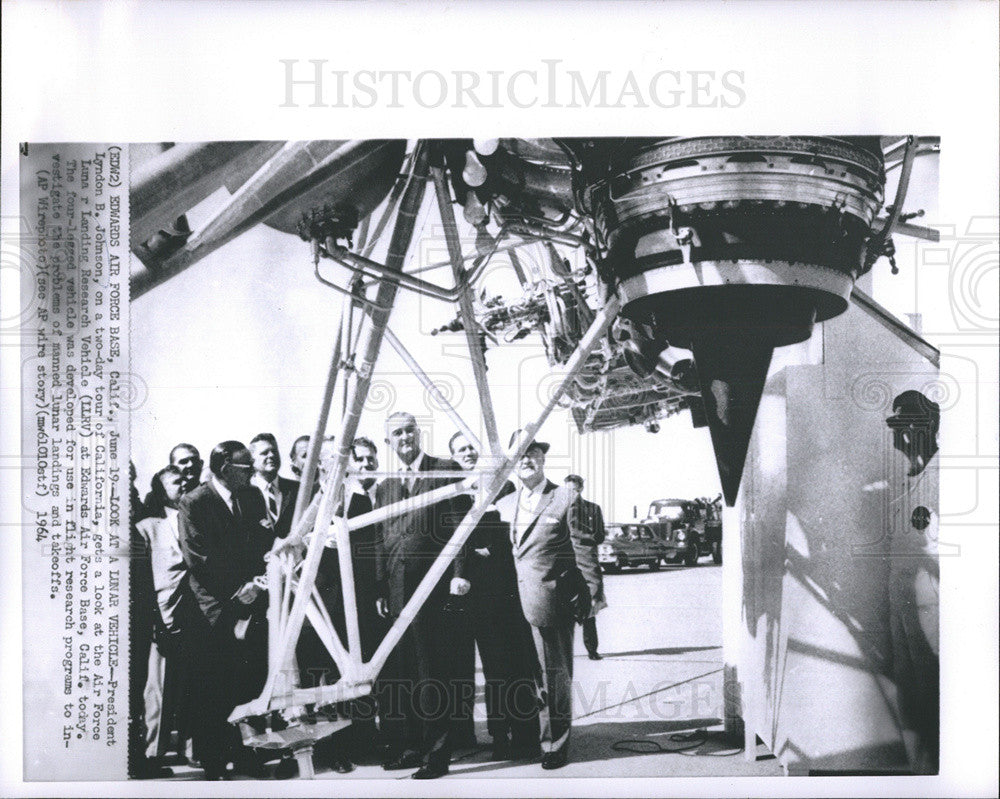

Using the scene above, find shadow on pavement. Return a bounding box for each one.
[450,717,728,775]
[595,645,721,658]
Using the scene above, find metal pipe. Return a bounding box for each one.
[367,296,622,678]
[306,588,351,677]
[328,513,363,677]
[287,680,374,709]
[344,481,472,533]
[289,299,347,536]
[865,135,918,270]
[407,238,536,276]
[362,148,413,259]
[432,166,503,457]
[314,263,393,312]
[327,248,457,301]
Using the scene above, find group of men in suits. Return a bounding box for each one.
[131,436,304,779]
[372,414,601,777]
[131,414,608,780]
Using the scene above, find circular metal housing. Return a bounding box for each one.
[589,136,885,348]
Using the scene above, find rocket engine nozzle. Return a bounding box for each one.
[586,136,886,503]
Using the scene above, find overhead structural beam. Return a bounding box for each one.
[132,140,399,299]
[431,165,503,458]
[130,140,284,247]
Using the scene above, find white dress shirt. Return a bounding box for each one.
[512,479,546,543]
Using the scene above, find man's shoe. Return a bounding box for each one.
[490,737,511,760]
[541,750,568,770]
[587,651,603,660]
[333,755,355,774]
[383,750,423,771]
[411,763,449,779]
[201,763,229,781]
[273,756,298,779]
[131,763,174,779]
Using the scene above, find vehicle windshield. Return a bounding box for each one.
[648,501,686,521]
[608,525,642,540]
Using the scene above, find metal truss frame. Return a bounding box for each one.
[229,143,621,732]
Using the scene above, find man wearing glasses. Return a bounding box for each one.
[177,440,272,780]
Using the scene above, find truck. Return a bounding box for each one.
[643,495,723,565]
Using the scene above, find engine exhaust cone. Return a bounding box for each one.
[691,336,774,506]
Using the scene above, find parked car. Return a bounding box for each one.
[644,496,723,565]
[598,523,665,572]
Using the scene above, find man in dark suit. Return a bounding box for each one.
[249,432,299,540]
[296,436,385,771]
[449,432,540,761]
[375,412,467,780]
[494,434,591,770]
[170,443,204,494]
[177,440,274,780]
[565,474,607,660]
[142,443,203,514]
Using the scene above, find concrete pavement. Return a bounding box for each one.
[164,559,782,781]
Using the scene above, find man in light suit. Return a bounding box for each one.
[494,433,592,770]
[178,440,274,780]
[375,412,468,780]
[136,465,192,765]
[249,432,299,540]
[564,474,607,660]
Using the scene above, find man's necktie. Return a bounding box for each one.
[265,483,279,528]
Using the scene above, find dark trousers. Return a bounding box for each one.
[448,598,477,745]
[185,625,245,775]
[378,596,458,769]
[581,615,599,656]
[296,581,385,760]
[473,595,541,748]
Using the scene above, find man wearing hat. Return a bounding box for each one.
[564,474,607,661]
[494,431,592,770]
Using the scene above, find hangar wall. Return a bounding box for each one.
[723,290,940,774]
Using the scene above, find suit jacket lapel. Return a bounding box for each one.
[518,481,557,548]
[412,452,435,495]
